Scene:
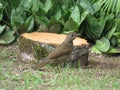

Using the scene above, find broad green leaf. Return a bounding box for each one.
[105,22,117,40]
[61,0,74,12]
[103,15,114,36]
[0,14,3,21]
[80,10,89,25]
[80,0,94,14]
[11,9,24,26]
[22,0,32,10]
[0,3,3,8]
[0,39,6,44]
[93,0,102,14]
[35,15,49,25]
[0,25,6,34]
[85,23,97,40]
[17,24,28,34]
[25,16,32,26]
[118,39,120,47]
[105,14,114,20]
[9,0,20,8]
[116,0,120,15]
[85,14,106,40]
[70,5,80,25]
[64,18,78,31]
[110,36,118,47]
[107,47,120,54]
[116,18,120,32]
[62,10,71,22]
[32,0,40,13]
[48,18,62,27]
[95,37,110,52]
[63,30,76,34]
[55,9,61,20]
[28,17,34,32]
[44,0,53,13]
[25,16,34,32]
[91,46,102,54]
[38,1,44,10]
[113,32,120,38]
[0,31,15,44]
[35,15,43,24]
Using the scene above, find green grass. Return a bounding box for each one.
[0,45,120,90]
[0,63,120,90]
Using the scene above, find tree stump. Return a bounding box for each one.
[19,32,89,67]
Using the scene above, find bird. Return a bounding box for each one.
[32,32,79,70]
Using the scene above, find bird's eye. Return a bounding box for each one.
[71,34,74,37]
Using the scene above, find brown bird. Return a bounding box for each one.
[32,32,79,70]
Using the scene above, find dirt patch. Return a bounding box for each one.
[88,53,120,69]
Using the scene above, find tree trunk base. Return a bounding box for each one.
[19,32,89,67]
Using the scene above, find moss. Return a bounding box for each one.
[33,43,48,61]
[19,37,32,54]
[19,36,49,63]
[41,47,48,57]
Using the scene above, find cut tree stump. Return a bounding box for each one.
[19,32,89,67]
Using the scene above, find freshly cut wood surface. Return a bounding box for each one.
[22,32,88,46]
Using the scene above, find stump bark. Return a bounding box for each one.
[19,32,89,67]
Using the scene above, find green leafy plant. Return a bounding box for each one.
[89,0,120,54]
[0,25,15,44]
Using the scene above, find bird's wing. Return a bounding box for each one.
[47,43,72,59]
[32,44,72,70]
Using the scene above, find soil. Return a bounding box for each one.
[0,43,120,70]
[88,53,120,70]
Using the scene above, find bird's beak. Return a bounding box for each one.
[76,34,80,37]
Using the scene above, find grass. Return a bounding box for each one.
[0,44,120,90]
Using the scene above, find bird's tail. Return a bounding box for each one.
[32,58,55,70]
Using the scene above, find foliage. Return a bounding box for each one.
[0,25,15,44]
[0,0,120,53]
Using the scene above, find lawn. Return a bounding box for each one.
[0,43,120,90]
